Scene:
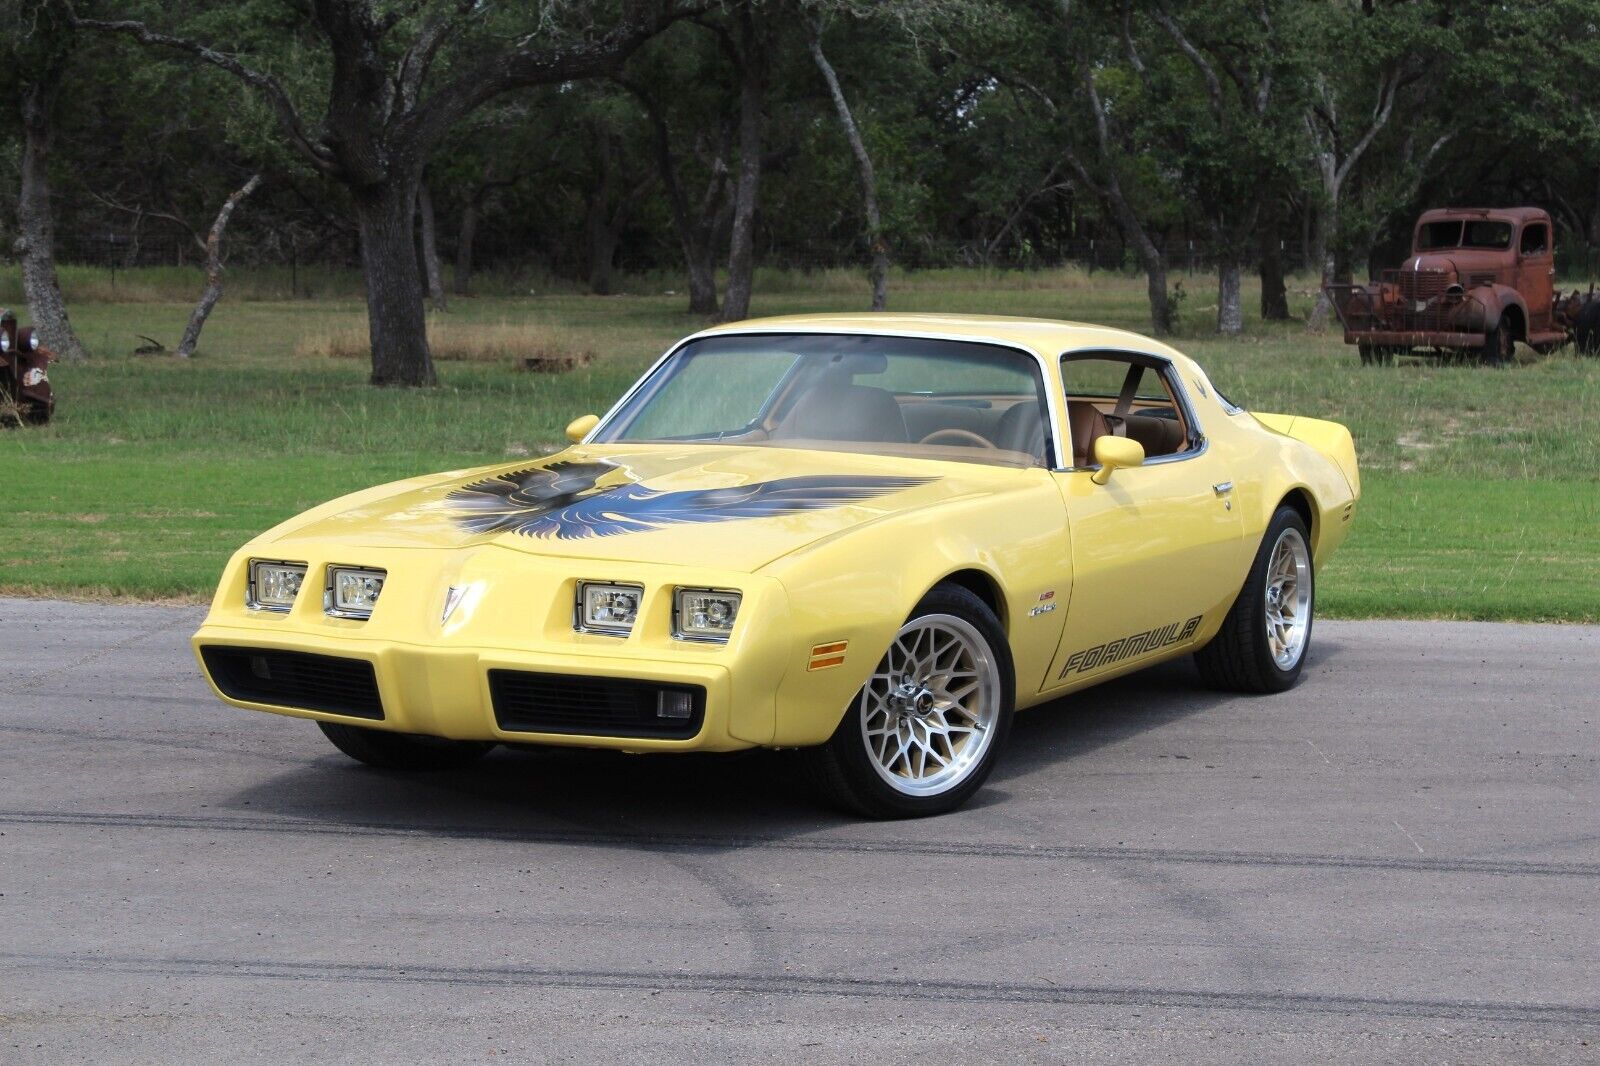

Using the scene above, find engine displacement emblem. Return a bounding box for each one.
[1058,615,1202,679]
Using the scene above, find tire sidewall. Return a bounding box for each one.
[826,584,1015,818]
[1246,509,1315,691]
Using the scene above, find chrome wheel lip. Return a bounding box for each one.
[1265,527,1312,670]
[858,613,1001,798]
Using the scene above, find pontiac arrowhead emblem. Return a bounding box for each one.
[441,585,467,625]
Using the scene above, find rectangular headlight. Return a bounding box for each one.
[673,587,741,643]
[576,581,643,635]
[247,560,307,612]
[327,565,386,619]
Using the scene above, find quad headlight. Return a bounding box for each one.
[247,560,307,612]
[576,581,644,635]
[673,587,741,643]
[326,565,386,619]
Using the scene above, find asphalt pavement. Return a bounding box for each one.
[1,597,1596,1063]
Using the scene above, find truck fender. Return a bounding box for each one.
[1481,286,1528,338]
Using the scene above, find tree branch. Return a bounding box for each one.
[73,16,338,176]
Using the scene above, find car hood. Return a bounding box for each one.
[263,444,1026,573]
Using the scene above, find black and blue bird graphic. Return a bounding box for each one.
[442,460,935,540]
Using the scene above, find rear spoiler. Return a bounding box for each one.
[1252,413,1360,499]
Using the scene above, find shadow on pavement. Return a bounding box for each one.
[223,640,1340,842]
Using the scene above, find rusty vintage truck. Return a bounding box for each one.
[0,309,53,425]
[1325,206,1600,366]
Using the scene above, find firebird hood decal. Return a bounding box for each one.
[440,459,937,540]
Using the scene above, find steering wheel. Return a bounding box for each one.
[919,428,997,450]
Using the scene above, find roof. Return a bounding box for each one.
[694,312,1191,366]
[1415,206,1550,224]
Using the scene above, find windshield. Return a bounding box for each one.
[1416,218,1514,251]
[596,333,1053,467]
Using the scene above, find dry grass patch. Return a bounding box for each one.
[295,318,596,366]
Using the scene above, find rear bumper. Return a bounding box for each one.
[192,625,746,751]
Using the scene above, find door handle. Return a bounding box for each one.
[1212,481,1234,495]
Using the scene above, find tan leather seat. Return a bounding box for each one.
[1067,401,1110,466]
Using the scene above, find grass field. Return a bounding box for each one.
[2,264,1596,620]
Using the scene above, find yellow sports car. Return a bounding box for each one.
[193,314,1358,817]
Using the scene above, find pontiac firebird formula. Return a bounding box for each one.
[193,314,1359,817]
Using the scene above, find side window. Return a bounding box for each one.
[1060,353,1194,467]
[1519,223,1549,257]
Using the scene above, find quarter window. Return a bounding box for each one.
[1060,352,1195,467]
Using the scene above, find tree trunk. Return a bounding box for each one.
[1144,256,1172,335]
[417,179,448,311]
[1258,199,1289,321]
[587,204,622,296]
[686,244,719,316]
[807,27,888,311]
[455,195,480,297]
[719,9,763,323]
[355,178,436,387]
[177,174,261,358]
[1216,257,1244,335]
[15,79,88,362]
[1306,201,1337,330]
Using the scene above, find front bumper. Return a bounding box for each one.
[1342,329,1485,349]
[193,624,748,751]
[191,544,808,752]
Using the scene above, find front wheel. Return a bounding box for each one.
[318,721,495,770]
[1482,318,1514,367]
[1194,506,1314,693]
[804,584,1014,818]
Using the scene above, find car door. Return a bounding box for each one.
[1041,350,1246,691]
[1517,221,1554,332]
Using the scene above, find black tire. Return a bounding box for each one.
[1194,506,1314,694]
[1357,343,1374,366]
[318,721,495,770]
[1574,300,1600,356]
[803,583,1015,819]
[1376,346,1396,366]
[1482,317,1514,367]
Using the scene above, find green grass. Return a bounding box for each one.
[2,266,1596,620]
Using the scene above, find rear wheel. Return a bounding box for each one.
[1482,317,1514,367]
[804,584,1014,818]
[1194,506,1314,694]
[318,721,494,770]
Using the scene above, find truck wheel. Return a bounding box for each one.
[1482,318,1514,367]
[1194,506,1314,694]
[1575,300,1600,356]
[804,583,1014,819]
[318,721,494,770]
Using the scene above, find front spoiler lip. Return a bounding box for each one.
[191,623,744,752]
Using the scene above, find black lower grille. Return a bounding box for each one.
[488,670,704,739]
[200,645,384,720]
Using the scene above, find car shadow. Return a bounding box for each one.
[222,638,1343,844]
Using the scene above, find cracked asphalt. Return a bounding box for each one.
[1,597,1596,1062]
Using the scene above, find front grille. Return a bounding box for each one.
[200,646,384,719]
[488,670,704,739]
[1397,269,1449,302]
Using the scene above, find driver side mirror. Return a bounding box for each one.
[1090,436,1145,485]
[565,414,600,444]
